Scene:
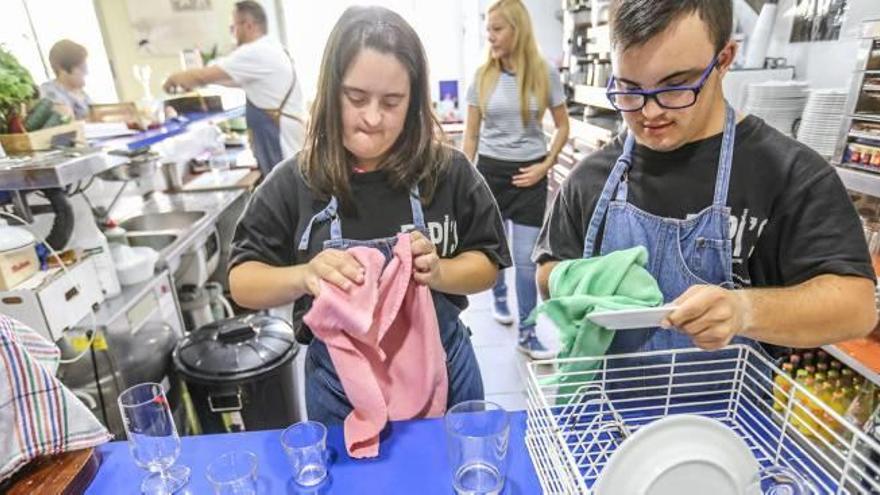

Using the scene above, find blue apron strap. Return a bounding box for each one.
[583,133,636,258]
[297,196,340,251]
[409,183,427,230]
[245,100,283,176]
[713,103,737,207]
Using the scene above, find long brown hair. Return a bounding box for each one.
[300,6,449,212]
[477,0,549,126]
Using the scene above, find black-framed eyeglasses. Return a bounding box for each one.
[605,56,719,112]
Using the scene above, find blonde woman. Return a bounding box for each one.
[463,0,569,359]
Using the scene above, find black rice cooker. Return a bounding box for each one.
[173,314,300,433]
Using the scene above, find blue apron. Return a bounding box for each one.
[245,100,283,176]
[583,104,758,353]
[297,185,485,425]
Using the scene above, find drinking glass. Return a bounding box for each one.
[746,465,817,495]
[206,450,258,495]
[118,382,190,494]
[281,421,328,487]
[445,400,510,495]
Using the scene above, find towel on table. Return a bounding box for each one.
[303,233,448,458]
[0,314,111,482]
[528,246,664,403]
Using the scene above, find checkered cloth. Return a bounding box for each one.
[0,314,111,482]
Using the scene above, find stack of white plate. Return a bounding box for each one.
[796,89,849,159]
[744,81,809,138]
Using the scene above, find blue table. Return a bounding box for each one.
[86,411,542,494]
[94,107,245,152]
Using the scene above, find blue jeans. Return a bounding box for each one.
[492,220,541,330]
[305,292,484,425]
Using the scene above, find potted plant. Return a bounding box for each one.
[0,45,36,134]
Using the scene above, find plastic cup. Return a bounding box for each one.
[446,400,510,495]
[281,421,328,487]
[205,450,257,495]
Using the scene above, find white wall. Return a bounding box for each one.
[285,1,562,107]
[766,0,880,89]
[461,0,564,100]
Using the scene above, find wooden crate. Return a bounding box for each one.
[0,121,85,152]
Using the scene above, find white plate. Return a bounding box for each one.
[595,415,760,495]
[587,305,678,330]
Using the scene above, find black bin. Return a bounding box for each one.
[173,314,300,433]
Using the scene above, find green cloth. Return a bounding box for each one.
[527,246,664,403]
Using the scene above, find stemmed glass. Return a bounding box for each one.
[117,382,191,494]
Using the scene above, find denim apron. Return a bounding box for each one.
[583,104,759,354]
[245,100,283,176]
[296,185,485,425]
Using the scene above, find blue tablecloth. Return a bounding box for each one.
[86,411,542,494]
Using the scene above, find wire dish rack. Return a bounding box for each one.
[524,345,880,494]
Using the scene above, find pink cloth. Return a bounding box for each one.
[303,233,448,458]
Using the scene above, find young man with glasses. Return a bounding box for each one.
[534,0,877,354]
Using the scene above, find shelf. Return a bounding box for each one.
[571,115,618,144]
[835,164,880,196]
[864,84,880,92]
[850,130,880,143]
[852,113,880,123]
[573,84,616,111]
[822,339,880,387]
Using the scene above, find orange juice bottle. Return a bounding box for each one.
[794,370,816,437]
[828,390,850,444]
[827,369,840,384]
[774,363,795,411]
[816,380,836,442]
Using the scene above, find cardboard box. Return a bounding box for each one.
[0,121,85,153]
[0,243,39,291]
[0,257,103,342]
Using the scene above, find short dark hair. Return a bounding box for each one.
[48,39,87,75]
[609,0,733,54]
[234,1,268,31]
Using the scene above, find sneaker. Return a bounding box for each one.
[492,298,515,326]
[517,329,556,360]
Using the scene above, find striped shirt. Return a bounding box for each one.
[467,61,565,162]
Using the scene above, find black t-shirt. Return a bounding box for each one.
[534,115,874,288]
[229,149,512,337]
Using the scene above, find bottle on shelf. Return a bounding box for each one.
[845,382,878,431]
[817,362,829,375]
[831,360,843,374]
[828,369,841,384]
[774,362,795,412]
[794,370,817,437]
[789,353,802,373]
[803,351,816,368]
[817,350,829,364]
[805,365,817,378]
[828,390,850,442]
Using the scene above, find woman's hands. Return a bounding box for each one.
[302,249,364,297]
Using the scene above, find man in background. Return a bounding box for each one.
[163,0,305,175]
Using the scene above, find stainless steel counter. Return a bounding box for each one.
[81,186,245,328]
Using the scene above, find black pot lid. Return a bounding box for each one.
[174,314,297,379]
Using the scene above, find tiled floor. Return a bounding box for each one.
[463,269,560,412]
[292,269,559,419]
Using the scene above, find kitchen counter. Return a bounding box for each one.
[86,412,542,494]
[96,108,245,153]
[78,186,244,328]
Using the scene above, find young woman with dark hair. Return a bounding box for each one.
[228,6,511,424]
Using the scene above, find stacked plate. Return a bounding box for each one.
[796,89,849,159]
[744,81,809,138]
